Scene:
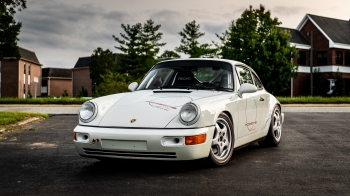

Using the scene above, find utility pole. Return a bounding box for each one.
[309,31,313,96]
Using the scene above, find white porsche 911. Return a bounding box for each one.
[74,58,284,166]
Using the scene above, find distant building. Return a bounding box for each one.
[0,47,42,98]
[72,54,118,97]
[72,57,92,97]
[42,67,72,97]
[282,14,350,96]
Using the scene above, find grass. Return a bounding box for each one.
[277,96,350,104]
[0,97,89,105]
[0,112,49,127]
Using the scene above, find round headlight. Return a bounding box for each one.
[179,103,200,125]
[79,102,97,123]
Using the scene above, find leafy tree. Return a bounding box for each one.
[217,5,298,95]
[113,19,166,81]
[0,0,26,60]
[90,47,117,92]
[93,71,129,97]
[333,68,345,96]
[175,20,214,58]
[159,50,181,59]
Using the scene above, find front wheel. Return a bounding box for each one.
[209,113,234,166]
[259,105,282,147]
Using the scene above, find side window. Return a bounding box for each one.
[236,66,253,85]
[252,73,264,89]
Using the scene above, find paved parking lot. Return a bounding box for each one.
[1,104,350,114]
[0,113,349,195]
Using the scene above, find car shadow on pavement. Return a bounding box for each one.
[75,143,263,176]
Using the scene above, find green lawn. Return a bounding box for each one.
[277,96,350,104]
[0,112,49,126]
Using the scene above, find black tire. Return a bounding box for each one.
[209,113,234,166]
[258,105,282,147]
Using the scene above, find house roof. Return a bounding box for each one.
[19,47,40,64]
[74,56,91,68]
[42,67,72,78]
[307,14,350,45]
[279,27,310,45]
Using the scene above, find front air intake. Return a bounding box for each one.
[83,148,177,159]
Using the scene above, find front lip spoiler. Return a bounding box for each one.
[77,124,215,130]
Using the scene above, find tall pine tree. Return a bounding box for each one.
[113,23,142,80]
[218,5,298,95]
[175,20,214,58]
[113,19,166,81]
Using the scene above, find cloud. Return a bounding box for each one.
[202,22,228,36]
[272,6,308,16]
[149,10,188,35]
[15,0,128,53]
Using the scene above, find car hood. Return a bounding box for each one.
[97,90,223,128]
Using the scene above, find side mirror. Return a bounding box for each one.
[128,82,138,92]
[238,83,257,97]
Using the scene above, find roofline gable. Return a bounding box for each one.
[297,14,335,48]
[297,14,350,50]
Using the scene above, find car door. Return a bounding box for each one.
[235,66,258,138]
[251,71,268,132]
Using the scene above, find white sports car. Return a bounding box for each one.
[74,58,284,166]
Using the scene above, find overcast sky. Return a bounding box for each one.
[15,0,350,69]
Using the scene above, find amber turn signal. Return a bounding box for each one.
[74,132,77,141]
[185,134,206,145]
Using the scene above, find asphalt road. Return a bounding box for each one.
[0,113,349,195]
[1,104,350,114]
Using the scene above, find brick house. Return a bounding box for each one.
[72,57,92,97]
[0,47,42,98]
[282,14,350,96]
[42,67,72,97]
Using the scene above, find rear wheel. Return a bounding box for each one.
[259,105,282,147]
[209,113,234,166]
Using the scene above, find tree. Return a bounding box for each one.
[113,23,142,79]
[217,5,298,95]
[159,50,181,59]
[90,47,117,92]
[62,90,69,97]
[333,68,345,96]
[93,71,129,97]
[313,68,328,96]
[113,19,166,81]
[0,0,26,60]
[77,86,88,98]
[175,20,214,58]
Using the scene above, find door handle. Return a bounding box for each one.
[259,97,264,101]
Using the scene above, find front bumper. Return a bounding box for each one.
[73,125,215,160]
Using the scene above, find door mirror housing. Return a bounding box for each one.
[238,83,257,97]
[128,82,138,92]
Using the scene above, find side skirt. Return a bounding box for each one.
[233,136,265,151]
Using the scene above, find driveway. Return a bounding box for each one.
[0,113,349,195]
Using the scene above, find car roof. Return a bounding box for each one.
[160,58,243,66]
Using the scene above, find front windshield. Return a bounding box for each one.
[137,60,234,91]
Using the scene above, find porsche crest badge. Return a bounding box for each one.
[130,119,136,123]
